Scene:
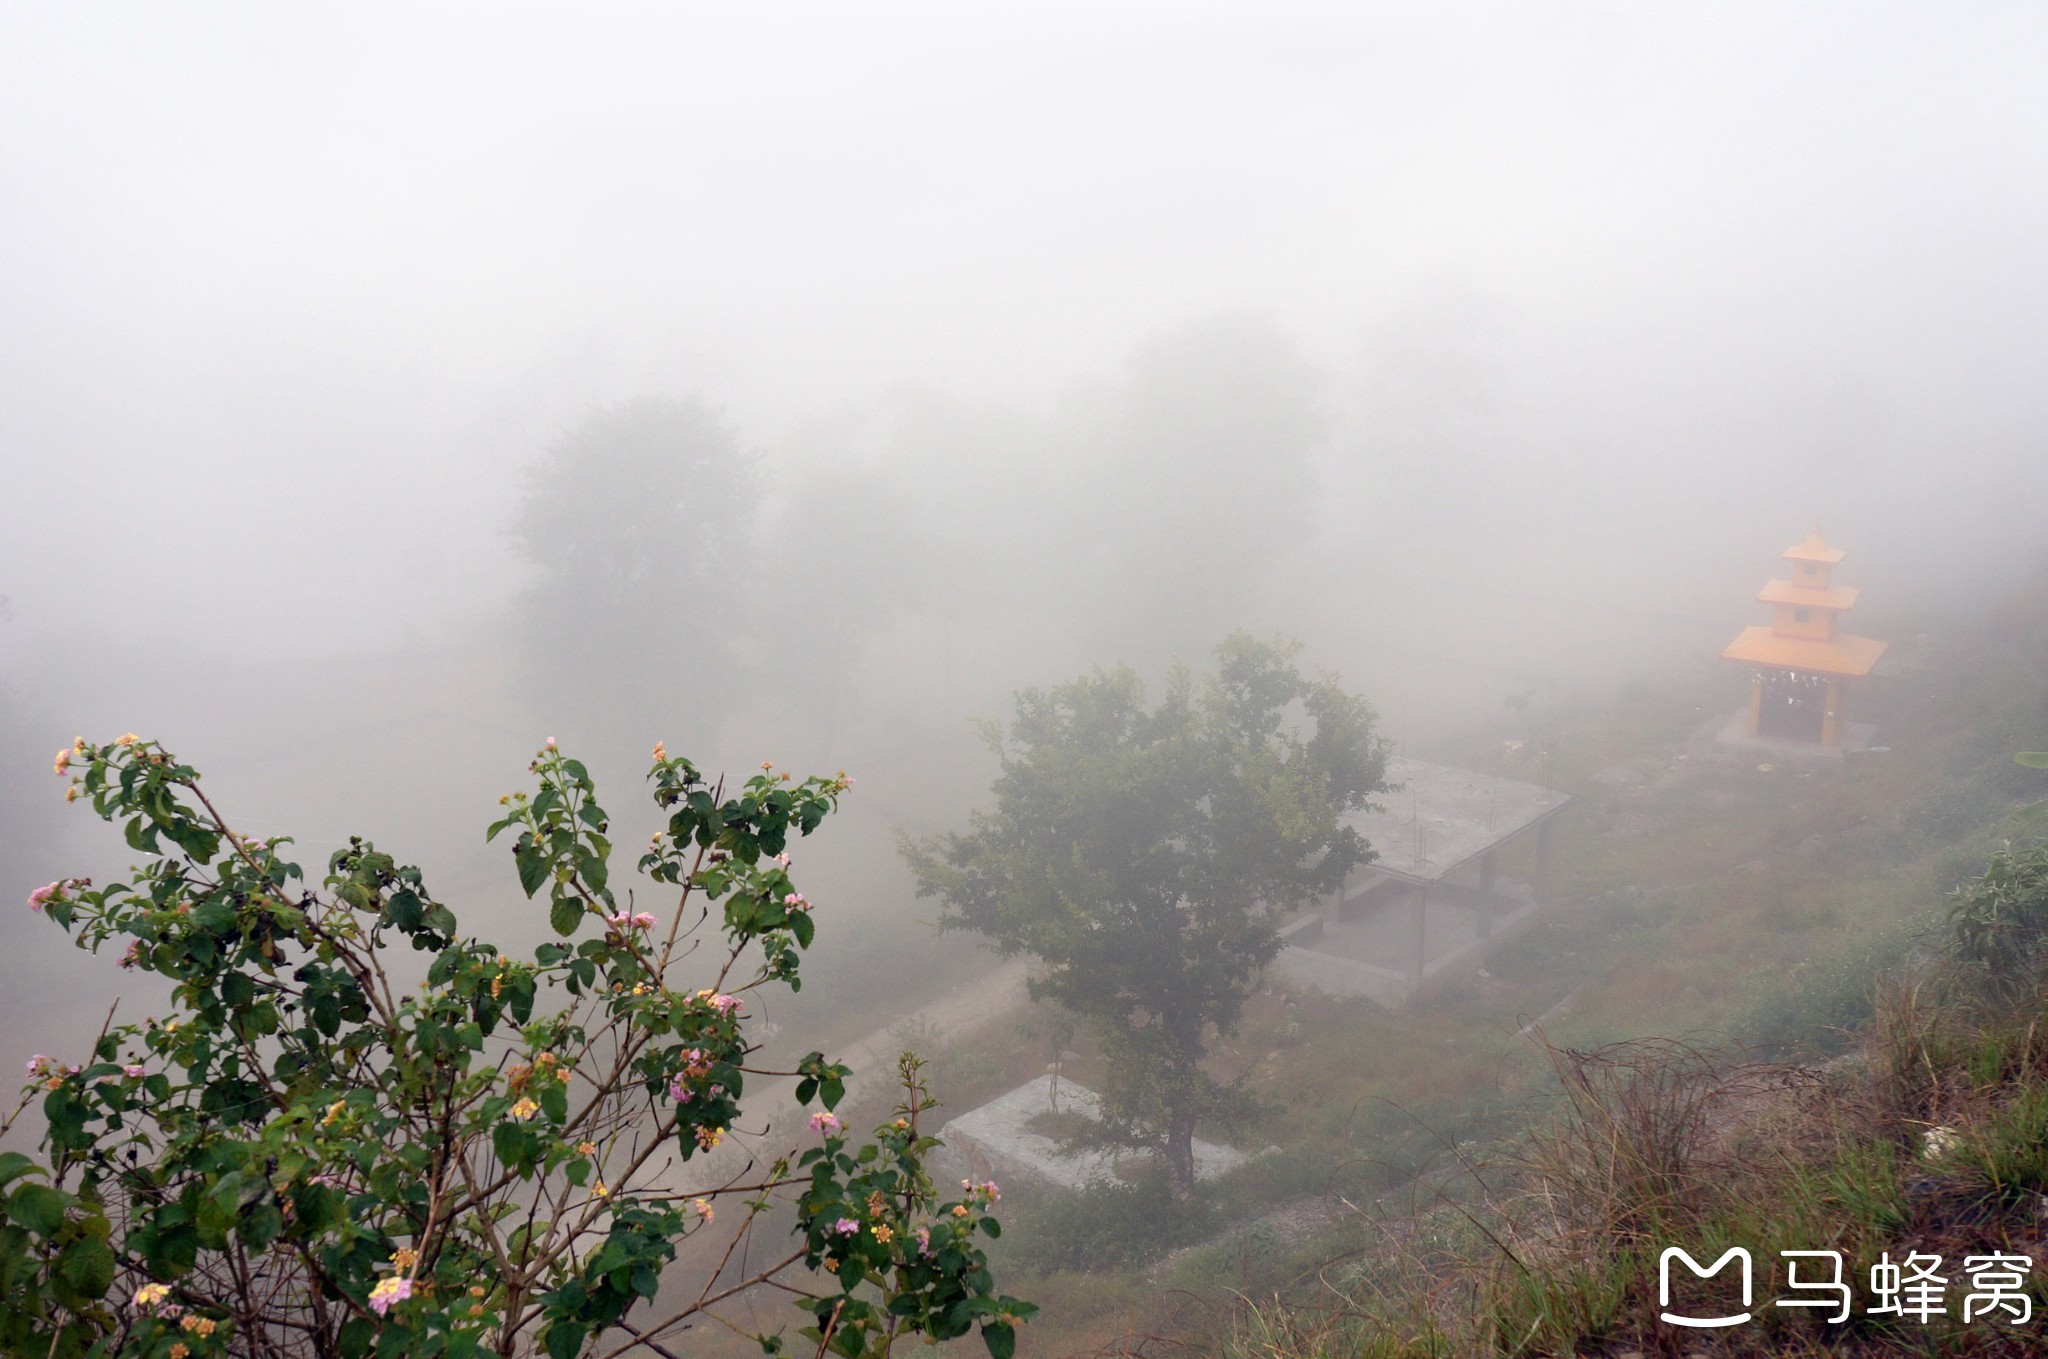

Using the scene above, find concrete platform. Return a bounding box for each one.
[1711,707,1877,761]
[936,1075,1250,1190]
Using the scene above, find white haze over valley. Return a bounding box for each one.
[4,2,2047,1084]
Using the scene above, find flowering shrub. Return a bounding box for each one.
[2,736,1031,1358]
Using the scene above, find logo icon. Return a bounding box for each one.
[1660,1247,1753,1328]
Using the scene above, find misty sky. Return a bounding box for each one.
[5,2,2048,658]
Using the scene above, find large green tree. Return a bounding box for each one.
[903,635,1387,1194]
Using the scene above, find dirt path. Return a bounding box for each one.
[648,957,1035,1196]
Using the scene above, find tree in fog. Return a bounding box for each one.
[510,397,758,743]
[1071,316,1327,669]
[903,634,1387,1195]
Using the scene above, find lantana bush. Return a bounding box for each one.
[2,735,1031,1358]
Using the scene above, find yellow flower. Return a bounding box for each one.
[169,1345,189,1359]
[951,1205,969,1218]
[391,1247,419,1273]
[576,1141,596,1157]
[509,1097,539,1121]
[690,1197,715,1223]
[53,749,69,774]
[872,1224,894,1243]
[65,786,79,802]
[133,1283,171,1309]
[593,1180,610,1199]
[181,1314,217,1336]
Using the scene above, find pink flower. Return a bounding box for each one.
[809,1111,842,1136]
[831,1217,860,1236]
[368,1275,413,1316]
[632,912,657,930]
[52,749,70,775]
[123,1065,144,1079]
[119,941,143,969]
[25,1055,48,1076]
[915,1226,932,1255]
[772,852,791,867]
[696,990,743,1016]
[544,737,557,750]
[669,1077,694,1103]
[27,882,60,913]
[782,892,810,911]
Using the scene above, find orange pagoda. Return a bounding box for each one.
[1721,528,1887,747]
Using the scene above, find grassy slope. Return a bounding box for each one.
[895,584,2048,1358]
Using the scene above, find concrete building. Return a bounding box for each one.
[1272,756,1573,1007]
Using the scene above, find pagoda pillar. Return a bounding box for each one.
[1748,675,1764,739]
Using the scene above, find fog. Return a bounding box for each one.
[6,4,2048,1094]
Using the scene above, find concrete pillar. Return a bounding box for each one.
[1534,820,1555,905]
[1821,679,1843,748]
[1411,885,1429,981]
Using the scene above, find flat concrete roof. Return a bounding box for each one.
[938,1075,1248,1190]
[1349,756,1572,884]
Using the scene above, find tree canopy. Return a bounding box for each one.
[903,634,1387,1194]
[510,396,760,743]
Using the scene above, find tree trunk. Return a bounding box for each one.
[1164,1105,1198,1198]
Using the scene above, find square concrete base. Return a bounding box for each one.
[1712,707,1877,761]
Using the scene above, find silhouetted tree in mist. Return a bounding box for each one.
[1068,315,1328,671]
[510,397,759,747]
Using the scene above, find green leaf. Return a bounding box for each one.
[983,1322,1016,1359]
[2018,752,2048,769]
[545,1321,587,1359]
[517,846,550,898]
[58,1237,116,1296]
[550,897,584,937]
[8,1182,68,1235]
[0,1153,41,1188]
